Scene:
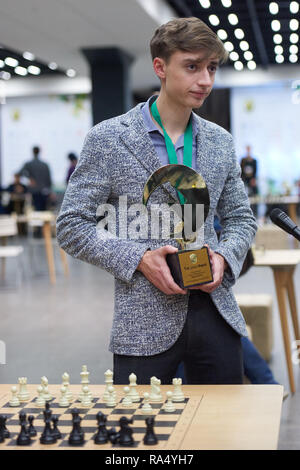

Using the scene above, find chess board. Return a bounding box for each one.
[0,391,201,450]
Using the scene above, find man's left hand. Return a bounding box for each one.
[189,245,227,293]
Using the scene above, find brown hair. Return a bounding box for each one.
[150,17,228,64]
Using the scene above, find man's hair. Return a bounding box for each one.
[150,17,228,64]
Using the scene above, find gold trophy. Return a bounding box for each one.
[143,164,213,289]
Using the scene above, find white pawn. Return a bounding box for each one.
[62,372,73,402]
[35,385,46,408]
[18,377,30,402]
[41,376,52,401]
[128,373,140,402]
[141,392,153,415]
[59,385,69,408]
[81,385,92,408]
[164,391,175,412]
[121,386,133,408]
[106,385,117,407]
[172,378,185,402]
[9,385,20,407]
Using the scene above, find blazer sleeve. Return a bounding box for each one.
[214,138,257,288]
[56,126,150,283]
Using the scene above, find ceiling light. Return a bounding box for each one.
[290,19,299,31]
[290,2,299,14]
[199,0,210,7]
[234,61,243,71]
[247,60,256,70]
[290,33,299,43]
[244,51,253,60]
[209,14,220,26]
[15,66,27,76]
[28,65,41,75]
[228,13,239,25]
[5,57,19,67]
[271,20,281,31]
[0,71,11,80]
[221,0,232,6]
[224,41,234,52]
[234,28,245,39]
[290,44,298,54]
[274,45,283,54]
[269,2,279,14]
[0,60,4,68]
[289,54,298,63]
[240,41,249,51]
[275,54,284,63]
[66,68,76,77]
[273,34,283,44]
[229,51,239,61]
[217,29,228,40]
[23,51,35,61]
[48,62,58,70]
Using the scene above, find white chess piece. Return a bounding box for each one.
[141,392,153,415]
[35,385,46,408]
[128,373,140,402]
[79,365,92,402]
[59,385,70,408]
[149,376,163,403]
[103,369,114,403]
[41,376,52,401]
[9,385,20,407]
[164,391,176,412]
[121,386,133,408]
[62,372,73,402]
[81,385,92,408]
[172,378,185,402]
[18,377,30,402]
[106,385,117,407]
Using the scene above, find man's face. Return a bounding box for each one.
[154,49,219,109]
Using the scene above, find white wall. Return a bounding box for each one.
[1,94,92,189]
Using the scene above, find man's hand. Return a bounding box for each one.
[190,245,227,293]
[137,246,187,296]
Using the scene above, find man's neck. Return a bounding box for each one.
[151,93,192,143]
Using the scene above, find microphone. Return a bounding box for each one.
[270,208,300,242]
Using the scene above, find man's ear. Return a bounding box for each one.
[153,57,167,80]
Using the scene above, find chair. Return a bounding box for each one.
[0,215,24,287]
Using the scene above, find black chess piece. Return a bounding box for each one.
[16,411,31,446]
[143,416,158,445]
[28,415,37,437]
[1,415,10,439]
[0,415,6,443]
[118,416,135,447]
[40,402,57,445]
[51,416,62,440]
[107,426,119,444]
[68,408,85,446]
[94,411,109,444]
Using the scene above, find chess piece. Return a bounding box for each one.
[164,391,176,412]
[81,385,92,408]
[62,372,73,402]
[0,415,6,443]
[68,408,85,446]
[9,385,20,407]
[144,416,158,445]
[41,376,52,402]
[141,392,153,415]
[103,369,114,403]
[18,377,30,402]
[118,416,135,447]
[106,385,117,407]
[51,416,62,440]
[172,378,185,402]
[121,386,133,408]
[40,402,56,445]
[16,411,31,446]
[128,373,140,402]
[36,385,46,408]
[79,365,92,402]
[59,385,69,407]
[149,376,163,403]
[94,411,109,444]
[2,415,10,439]
[28,415,37,437]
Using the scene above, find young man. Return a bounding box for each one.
[56,17,257,384]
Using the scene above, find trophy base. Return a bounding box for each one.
[166,246,213,289]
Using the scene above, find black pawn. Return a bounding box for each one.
[143,416,158,445]
[68,408,84,446]
[51,416,61,440]
[94,411,108,445]
[28,415,37,437]
[16,412,31,446]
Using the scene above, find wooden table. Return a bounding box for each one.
[254,249,300,393]
[0,384,283,450]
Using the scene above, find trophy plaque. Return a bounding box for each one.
[143,164,213,289]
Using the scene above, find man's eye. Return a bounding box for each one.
[187,64,196,70]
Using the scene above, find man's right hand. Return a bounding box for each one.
[137,245,187,296]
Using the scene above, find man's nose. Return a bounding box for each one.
[197,69,213,87]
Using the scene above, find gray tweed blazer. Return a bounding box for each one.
[56,103,257,356]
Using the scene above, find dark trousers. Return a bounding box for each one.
[113,291,243,385]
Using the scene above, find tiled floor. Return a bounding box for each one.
[0,237,299,449]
